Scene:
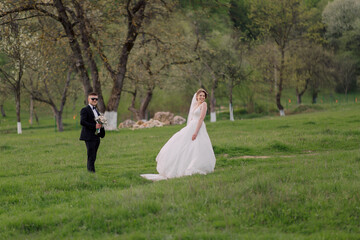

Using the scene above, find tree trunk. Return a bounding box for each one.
[29,96,34,125]
[15,88,22,134]
[56,65,72,132]
[108,1,148,108]
[277,47,285,116]
[210,87,216,122]
[229,103,234,121]
[274,63,278,93]
[229,83,234,121]
[297,94,302,105]
[296,79,309,105]
[139,89,153,120]
[296,87,303,104]
[53,108,64,132]
[128,88,154,121]
[73,1,105,112]
[128,90,141,120]
[312,94,317,104]
[54,0,93,102]
[205,63,218,123]
[0,104,5,117]
[273,45,278,93]
[276,92,284,116]
[105,1,147,129]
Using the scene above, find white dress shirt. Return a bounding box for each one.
[89,104,99,118]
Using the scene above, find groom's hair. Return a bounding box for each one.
[88,92,98,97]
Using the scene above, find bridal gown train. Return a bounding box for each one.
[141,104,216,181]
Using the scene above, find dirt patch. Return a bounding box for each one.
[232,156,271,159]
[230,152,318,160]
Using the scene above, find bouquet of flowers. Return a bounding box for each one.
[95,114,108,135]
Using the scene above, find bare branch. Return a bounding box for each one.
[159,0,173,12]
[88,36,117,78]
[0,4,60,21]
[59,65,74,113]
[138,31,165,45]
[0,67,16,87]
[0,14,47,25]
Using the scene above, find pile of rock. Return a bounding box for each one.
[172,116,187,125]
[118,111,186,129]
[132,119,164,129]
[153,112,174,125]
[118,119,136,129]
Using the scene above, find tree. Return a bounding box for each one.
[229,0,260,40]
[190,8,234,122]
[0,54,8,117]
[24,40,76,132]
[288,41,335,104]
[322,0,360,92]
[288,41,316,104]
[0,77,7,117]
[0,0,156,130]
[250,0,304,116]
[250,41,281,110]
[216,36,252,121]
[125,8,193,121]
[322,0,360,42]
[334,54,357,96]
[0,20,35,134]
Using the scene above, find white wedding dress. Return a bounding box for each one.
[141,101,216,181]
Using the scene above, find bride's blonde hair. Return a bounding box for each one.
[196,88,208,100]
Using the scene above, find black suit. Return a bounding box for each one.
[80,105,105,172]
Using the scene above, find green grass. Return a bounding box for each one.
[0,104,360,239]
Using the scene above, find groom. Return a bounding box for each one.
[79,92,105,173]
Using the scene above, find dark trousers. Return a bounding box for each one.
[85,140,100,172]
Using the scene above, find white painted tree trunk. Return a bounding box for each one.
[104,111,118,130]
[210,111,216,122]
[229,103,234,121]
[279,109,285,116]
[17,122,22,134]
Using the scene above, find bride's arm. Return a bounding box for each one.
[192,102,207,141]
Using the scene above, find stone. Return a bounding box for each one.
[136,120,144,125]
[147,119,164,128]
[130,119,164,130]
[118,119,136,129]
[171,115,186,125]
[153,112,174,125]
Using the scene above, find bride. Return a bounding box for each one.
[141,88,216,181]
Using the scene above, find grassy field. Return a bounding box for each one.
[0,103,359,239]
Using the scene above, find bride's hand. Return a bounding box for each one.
[192,133,197,141]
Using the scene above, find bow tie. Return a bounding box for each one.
[92,106,97,110]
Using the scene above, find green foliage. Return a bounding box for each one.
[0,52,8,65]
[322,0,360,61]
[229,0,260,40]
[1,103,360,238]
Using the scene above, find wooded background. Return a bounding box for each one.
[0,0,359,132]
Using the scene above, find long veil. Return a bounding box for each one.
[187,93,197,126]
[140,92,197,181]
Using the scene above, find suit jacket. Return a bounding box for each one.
[79,105,105,141]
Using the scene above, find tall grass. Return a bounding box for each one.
[0,103,359,239]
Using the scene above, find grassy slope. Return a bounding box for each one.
[0,104,359,239]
